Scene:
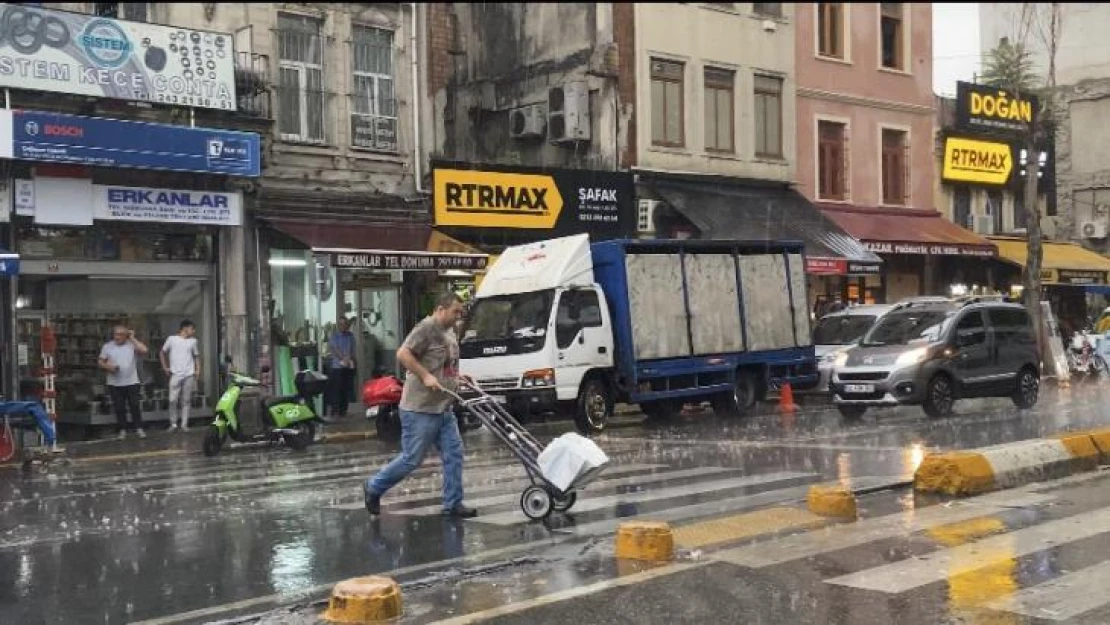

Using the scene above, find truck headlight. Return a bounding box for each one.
[522,368,555,388]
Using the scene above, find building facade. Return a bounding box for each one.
[793,2,994,306]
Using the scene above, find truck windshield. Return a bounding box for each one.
[812,314,876,346]
[862,310,952,347]
[461,290,555,343]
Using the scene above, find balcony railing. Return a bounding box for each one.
[235,51,272,119]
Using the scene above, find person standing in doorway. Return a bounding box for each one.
[364,292,476,518]
[99,325,149,439]
[161,320,200,432]
[327,317,356,417]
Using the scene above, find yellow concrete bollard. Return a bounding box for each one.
[320,576,403,624]
[614,521,675,562]
[806,483,858,521]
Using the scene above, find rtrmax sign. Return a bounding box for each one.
[956,81,1038,136]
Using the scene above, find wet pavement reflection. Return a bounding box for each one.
[0,383,1108,623]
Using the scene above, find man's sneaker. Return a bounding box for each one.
[167,423,179,432]
[442,505,478,518]
[118,431,127,440]
[136,428,147,439]
[181,423,190,432]
[365,493,382,516]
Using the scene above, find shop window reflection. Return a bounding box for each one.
[16,224,213,262]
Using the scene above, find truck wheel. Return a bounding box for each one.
[715,370,758,417]
[575,377,613,435]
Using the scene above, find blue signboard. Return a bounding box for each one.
[0,252,19,276]
[10,110,260,177]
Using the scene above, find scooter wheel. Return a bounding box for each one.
[203,425,222,457]
[285,422,315,451]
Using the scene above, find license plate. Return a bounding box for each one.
[845,384,875,394]
[490,395,507,405]
[368,406,380,417]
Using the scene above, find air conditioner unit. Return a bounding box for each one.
[974,215,995,236]
[508,104,546,139]
[548,81,591,144]
[1081,220,1108,239]
[637,199,660,234]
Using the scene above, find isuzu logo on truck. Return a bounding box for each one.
[434,169,564,229]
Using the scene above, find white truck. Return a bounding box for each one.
[458,234,816,433]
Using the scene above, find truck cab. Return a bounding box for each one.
[459,236,614,431]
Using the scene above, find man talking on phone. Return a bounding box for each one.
[99,325,150,440]
[364,292,476,518]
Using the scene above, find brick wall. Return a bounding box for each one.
[427,3,455,97]
[613,2,636,167]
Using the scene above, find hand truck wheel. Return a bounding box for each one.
[552,490,577,513]
[520,485,553,520]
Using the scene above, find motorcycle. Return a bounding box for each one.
[204,365,328,457]
[1067,330,1108,378]
[363,368,482,442]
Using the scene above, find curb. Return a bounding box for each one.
[914,433,1101,496]
[806,483,858,520]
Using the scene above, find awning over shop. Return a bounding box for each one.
[651,179,882,276]
[819,204,997,258]
[266,219,489,272]
[991,236,1110,286]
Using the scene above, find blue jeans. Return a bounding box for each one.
[365,409,465,510]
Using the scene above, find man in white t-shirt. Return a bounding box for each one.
[160,320,200,432]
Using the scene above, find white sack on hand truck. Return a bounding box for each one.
[537,432,610,493]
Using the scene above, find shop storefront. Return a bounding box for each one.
[640,173,882,317]
[262,219,487,398]
[819,204,998,302]
[989,236,1110,334]
[1,110,260,428]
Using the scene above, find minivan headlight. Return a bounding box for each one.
[834,351,850,368]
[895,346,929,367]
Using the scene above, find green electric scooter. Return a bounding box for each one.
[203,365,328,457]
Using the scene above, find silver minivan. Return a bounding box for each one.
[830,299,1041,419]
[810,304,896,393]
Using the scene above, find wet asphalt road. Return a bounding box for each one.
[2,383,1109,624]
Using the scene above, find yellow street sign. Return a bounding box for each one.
[434,169,564,229]
[942,137,1013,185]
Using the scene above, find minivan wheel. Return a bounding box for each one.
[923,374,955,418]
[1012,367,1040,409]
[837,405,867,420]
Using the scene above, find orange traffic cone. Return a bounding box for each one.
[778,382,797,415]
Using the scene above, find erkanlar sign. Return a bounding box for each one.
[0,4,237,110]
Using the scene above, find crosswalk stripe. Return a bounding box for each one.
[672,506,826,549]
[825,506,1110,594]
[473,471,818,526]
[324,463,669,510]
[714,490,1054,569]
[383,466,738,516]
[982,559,1110,621]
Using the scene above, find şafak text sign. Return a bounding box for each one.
[432,164,634,238]
[956,81,1038,135]
[942,136,1013,185]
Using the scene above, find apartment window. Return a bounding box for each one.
[703,68,735,153]
[987,190,1004,234]
[95,2,148,21]
[881,129,908,205]
[953,187,971,230]
[277,13,326,143]
[817,3,845,59]
[881,3,905,70]
[818,120,847,200]
[754,75,783,158]
[651,59,685,147]
[1013,192,1027,230]
[351,25,397,152]
[753,3,782,17]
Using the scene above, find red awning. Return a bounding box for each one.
[818,204,996,258]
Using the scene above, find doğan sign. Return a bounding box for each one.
[956,81,1038,136]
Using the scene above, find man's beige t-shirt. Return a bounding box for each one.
[399,317,460,414]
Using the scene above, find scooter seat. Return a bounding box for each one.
[264,395,302,409]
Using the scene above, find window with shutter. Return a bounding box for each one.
[818,3,845,59]
[818,120,848,201]
[704,67,735,153]
[651,59,686,147]
[881,129,908,206]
